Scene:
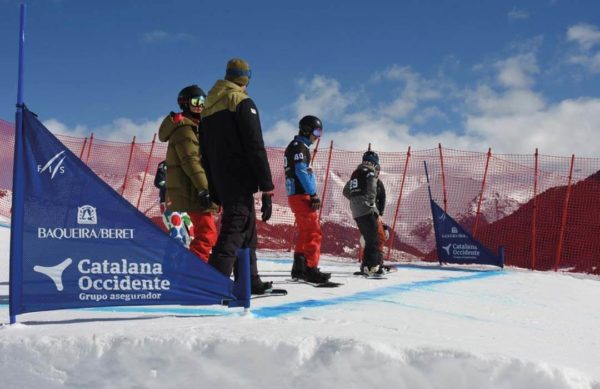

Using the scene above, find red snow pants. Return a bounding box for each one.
[188,211,218,262]
[288,194,322,268]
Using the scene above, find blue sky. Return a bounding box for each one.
[1,0,600,155]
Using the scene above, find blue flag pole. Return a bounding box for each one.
[9,3,27,324]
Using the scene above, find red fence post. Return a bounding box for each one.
[531,148,539,270]
[136,133,157,209]
[438,143,448,212]
[287,137,322,252]
[79,137,88,160]
[311,137,321,162]
[554,154,575,272]
[120,136,137,197]
[473,148,492,238]
[85,133,94,165]
[318,140,334,220]
[386,146,411,260]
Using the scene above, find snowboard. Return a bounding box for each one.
[284,279,343,288]
[353,271,388,280]
[251,288,288,299]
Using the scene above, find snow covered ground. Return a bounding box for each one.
[0,224,599,389]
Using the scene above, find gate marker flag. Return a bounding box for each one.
[9,107,250,322]
[424,161,504,268]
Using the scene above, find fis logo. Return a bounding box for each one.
[33,258,72,291]
[451,227,458,234]
[37,151,66,179]
[442,243,452,255]
[77,205,97,225]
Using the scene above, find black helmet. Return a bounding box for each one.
[177,84,206,111]
[299,115,323,138]
[362,150,380,167]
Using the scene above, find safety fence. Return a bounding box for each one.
[1,118,599,274]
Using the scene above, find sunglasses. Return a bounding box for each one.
[312,128,323,137]
[190,96,205,107]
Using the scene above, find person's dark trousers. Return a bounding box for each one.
[355,212,382,268]
[209,195,259,279]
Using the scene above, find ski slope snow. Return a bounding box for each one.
[0,225,599,389]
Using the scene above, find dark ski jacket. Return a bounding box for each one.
[284,135,317,196]
[154,160,167,203]
[343,162,379,219]
[200,80,274,204]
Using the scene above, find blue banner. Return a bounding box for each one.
[430,199,504,268]
[10,108,249,318]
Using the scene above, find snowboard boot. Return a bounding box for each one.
[361,263,384,277]
[251,277,273,295]
[303,266,331,284]
[291,253,307,280]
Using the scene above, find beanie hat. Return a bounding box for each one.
[225,58,252,86]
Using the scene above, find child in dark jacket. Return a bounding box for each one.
[343,151,386,276]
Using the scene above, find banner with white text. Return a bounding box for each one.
[430,199,504,268]
[9,107,249,318]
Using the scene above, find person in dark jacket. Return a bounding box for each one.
[285,115,330,284]
[154,160,168,212]
[343,150,385,276]
[200,58,274,295]
[157,85,218,261]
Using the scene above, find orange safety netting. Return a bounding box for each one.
[1,118,598,274]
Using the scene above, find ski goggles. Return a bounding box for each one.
[226,68,252,86]
[312,128,323,137]
[226,68,252,80]
[190,96,205,108]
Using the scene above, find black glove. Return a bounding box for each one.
[198,190,212,209]
[309,194,321,210]
[261,192,273,222]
